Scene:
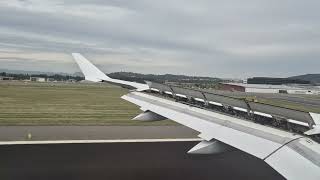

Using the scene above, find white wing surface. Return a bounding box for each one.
[71,53,320,180]
[122,92,320,180]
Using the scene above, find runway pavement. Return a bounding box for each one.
[0,126,198,141]
[0,140,284,180]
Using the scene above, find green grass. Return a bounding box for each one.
[2,81,318,125]
[0,81,177,126]
[253,98,320,113]
[243,96,320,113]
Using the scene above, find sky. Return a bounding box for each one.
[0,0,319,78]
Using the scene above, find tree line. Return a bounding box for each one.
[0,72,84,81]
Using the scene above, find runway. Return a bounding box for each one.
[0,140,284,180]
[0,126,198,141]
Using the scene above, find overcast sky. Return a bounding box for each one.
[0,0,319,78]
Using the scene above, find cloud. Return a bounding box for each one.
[0,0,319,78]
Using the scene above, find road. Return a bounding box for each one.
[0,141,284,180]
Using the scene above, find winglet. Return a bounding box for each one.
[72,53,110,82]
[71,53,149,91]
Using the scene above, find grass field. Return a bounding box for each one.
[251,98,320,113]
[243,96,320,113]
[1,81,318,125]
[0,81,177,125]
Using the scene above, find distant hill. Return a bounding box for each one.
[289,74,320,84]
[108,72,221,84]
[247,77,310,85]
[0,69,221,85]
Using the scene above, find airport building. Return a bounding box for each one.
[0,76,14,81]
[30,77,46,82]
[220,82,320,95]
[46,78,55,82]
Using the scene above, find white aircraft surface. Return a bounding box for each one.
[71,53,320,180]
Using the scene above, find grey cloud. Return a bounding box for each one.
[0,0,319,78]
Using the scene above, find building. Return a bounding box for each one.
[219,83,245,92]
[220,82,320,95]
[0,76,14,81]
[67,79,76,82]
[30,77,46,82]
[46,78,56,82]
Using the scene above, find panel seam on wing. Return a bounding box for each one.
[263,136,304,160]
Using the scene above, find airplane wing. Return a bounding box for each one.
[72,53,149,91]
[72,53,320,180]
